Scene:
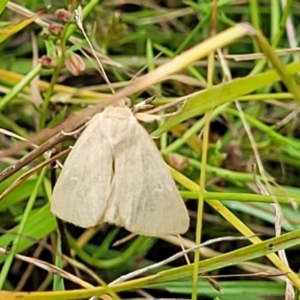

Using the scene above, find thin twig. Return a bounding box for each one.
[0,247,94,289]
[109,235,254,285]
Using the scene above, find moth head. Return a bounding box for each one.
[111,98,130,108]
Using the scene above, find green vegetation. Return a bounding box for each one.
[0,1,300,299]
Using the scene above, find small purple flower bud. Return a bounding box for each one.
[65,52,85,76]
[55,9,72,23]
[40,55,57,68]
[48,24,63,36]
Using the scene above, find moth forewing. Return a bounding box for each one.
[51,114,113,227]
[108,111,189,236]
[51,105,190,237]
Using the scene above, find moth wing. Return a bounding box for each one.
[111,117,189,236]
[51,114,112,228]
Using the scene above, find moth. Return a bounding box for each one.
[51,104,189,237]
